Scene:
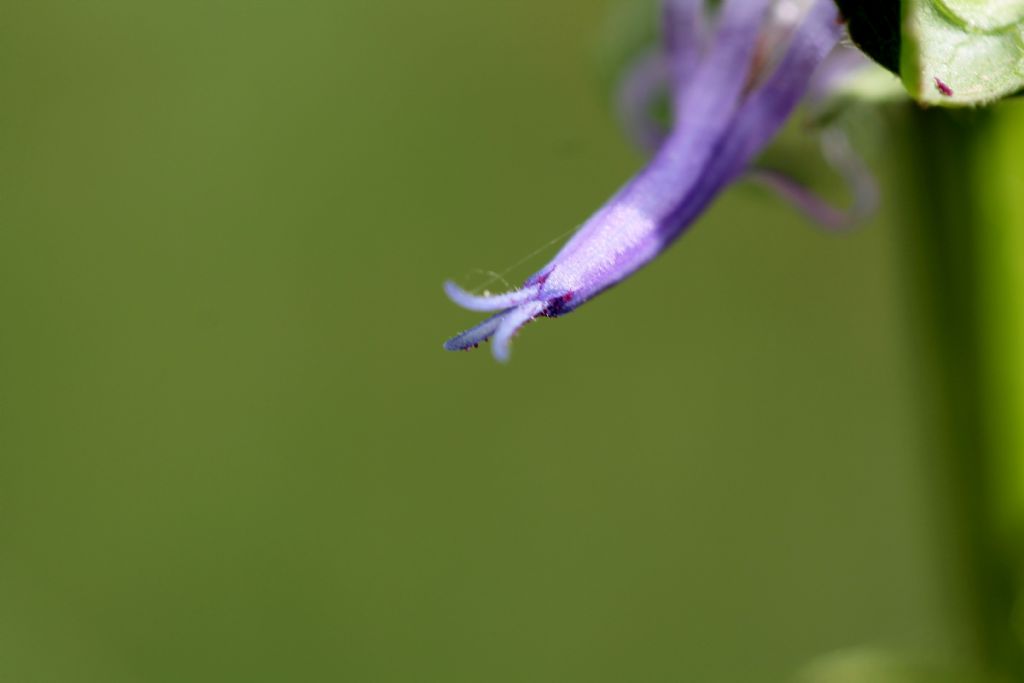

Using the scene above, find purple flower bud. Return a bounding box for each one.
[445,0,843,362]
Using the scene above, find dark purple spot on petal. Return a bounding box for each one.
[543,292,575,317]
[934,77,953,97]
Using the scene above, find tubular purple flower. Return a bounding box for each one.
[444,0,844,362]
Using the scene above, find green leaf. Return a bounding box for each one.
[795,648,993,683]
[836,0,1024,107]
[903,0,1024,105]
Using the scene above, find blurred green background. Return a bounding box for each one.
[0,1,967,681]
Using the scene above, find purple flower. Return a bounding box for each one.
[444,0,846,362]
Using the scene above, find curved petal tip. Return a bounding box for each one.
[491,301,548,362]
[443,280,541,312]
[443,312,506,352]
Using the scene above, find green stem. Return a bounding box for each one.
[899,106,1024,679]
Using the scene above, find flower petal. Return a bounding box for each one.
[616,0,709,154]
[746,168,853,230]
[672,0,772,112]
[820,127,878,219]
[443,281,541,312]
[442,0,854,362]
[492,300,548,362]
[534,1,797,300]
[665,0,843,232]
[719,0,844,175]
[663,0,706,81]
[616,49,669,153]
[645,0,775,232]
[443,311,507,351]
[746,129,878,231]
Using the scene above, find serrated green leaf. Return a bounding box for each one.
[903,0,1024,106]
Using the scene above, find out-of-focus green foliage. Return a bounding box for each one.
[796,648,989,683]
[975,101,1024,551]
[0,1,980,682]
